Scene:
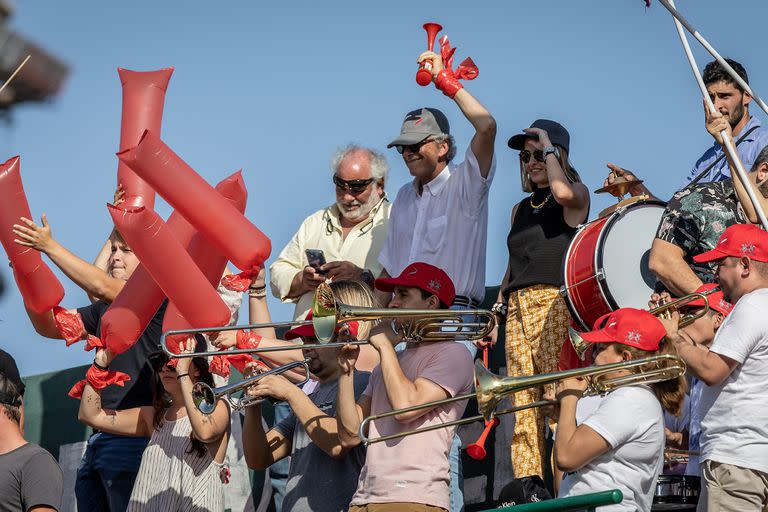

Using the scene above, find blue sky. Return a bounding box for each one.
[2,1,767,375]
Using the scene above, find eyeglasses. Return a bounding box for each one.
[333,175,375,195]
[395,138,434,155]
[519,149,546,164]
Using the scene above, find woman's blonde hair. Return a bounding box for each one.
[328,280,377,340]
[611,341,687,416]
[520,146,583,193]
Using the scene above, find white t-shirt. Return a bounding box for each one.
[699,287,768,474]
[379,147,495,302]
[559,386,665,512]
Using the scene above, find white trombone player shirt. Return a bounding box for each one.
[270,198,390,320]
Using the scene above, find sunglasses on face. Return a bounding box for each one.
[333,175,375,195]
[519,149,546,164]
[148,352,176,372]
[395,138,434,155]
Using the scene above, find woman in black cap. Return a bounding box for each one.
[489,119,589,490]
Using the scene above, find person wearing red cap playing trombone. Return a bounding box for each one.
[648,284,733,478]
[661,223,768,511]
[336,262,474,512]
[554,308,686,512]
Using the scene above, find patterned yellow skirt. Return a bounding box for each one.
[504,284,570,479]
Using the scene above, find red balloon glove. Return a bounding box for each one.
[69,364,131,399]
[236,331,262,350]
[435,35,479,99]
[53,307,92,347]
[221,269,259,292]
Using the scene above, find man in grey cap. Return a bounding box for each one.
[0,349,64,512]
[376,47,496,512]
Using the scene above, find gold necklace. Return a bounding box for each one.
[529,192,552,210]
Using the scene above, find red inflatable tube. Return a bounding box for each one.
[163,171,248,353]
[98,210,196,355]
[108,205,231,342]
[117,131,271,273]
[116,68,174,209]
[0,156,65,314]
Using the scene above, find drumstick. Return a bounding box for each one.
[662,0,768,231]
[0,55,31,97]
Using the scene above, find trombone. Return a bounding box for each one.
[192,358,312,414]
[570,288,719,360]
[359,354,686,445]
[161,282,497,359]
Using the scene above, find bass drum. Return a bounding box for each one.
[562,200,666,331]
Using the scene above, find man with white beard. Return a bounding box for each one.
[270,145,391,320]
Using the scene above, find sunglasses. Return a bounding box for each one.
[148,352,176,372]
[519,149,546,164]
[333,175,375,195]
[395,138,434,155]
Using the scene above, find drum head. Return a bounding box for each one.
[598,201,665,310]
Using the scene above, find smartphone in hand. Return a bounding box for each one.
[305,249,327,275]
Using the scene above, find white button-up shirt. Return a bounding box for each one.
[270,198,391,320]
[379,147,495,302]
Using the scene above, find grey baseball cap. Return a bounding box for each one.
[507,119,570,153]
[387,108,451,148]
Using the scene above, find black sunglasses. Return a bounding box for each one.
[519,149,546,164]
[148,351,174,372]
[395,138,434,155]
[333,175,375,194]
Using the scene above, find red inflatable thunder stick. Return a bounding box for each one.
[108,205,231,339]
[416,23,443,86]
[163,171,248,355]
[0,156,65,314]
[117,130,272,290]
[116,67,174,209]
[434,33,478,99]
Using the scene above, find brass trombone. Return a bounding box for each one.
[569,288,719,360]
[192,358,312,414]
[161,282,497,359]
[359,354,686,445]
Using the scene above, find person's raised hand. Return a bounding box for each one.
[704,100,731,146]
[250,266,267,289]
[208,330,237,349]
[112,184,126,207]
[604,163,647,196]
[13,215,55,253]
[417,50,444,81]
[523,127,552,149]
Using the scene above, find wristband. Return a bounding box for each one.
[491,301,508,319]
[176,373,190,380]
[92,360,109,371]
[249,286,267,298]
[434,69,463,99]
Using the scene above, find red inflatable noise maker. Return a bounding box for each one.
[465,417,499,460]
[0,156,65,314]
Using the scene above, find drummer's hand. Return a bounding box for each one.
[604,163,647,197]
[648,291,673,310]
[705,100,732,146]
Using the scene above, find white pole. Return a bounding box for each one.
[664,0,768,231]
[657,0,768,117]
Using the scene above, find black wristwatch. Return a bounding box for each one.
[361,269,375,288]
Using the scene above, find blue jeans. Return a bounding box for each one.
[449,433,464,512]
[75,432,149,512]
[269,400,292,512]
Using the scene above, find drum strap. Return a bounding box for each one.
[684,124,760,190]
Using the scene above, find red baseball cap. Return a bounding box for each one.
[682,283,733,317]
[374,262,456,307]
[284,311,359,341]
[580,308,666,351]
[693,224,768,263]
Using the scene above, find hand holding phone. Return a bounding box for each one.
[305,249,327,275]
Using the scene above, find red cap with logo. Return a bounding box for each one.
[579,308,666,351]
[284,311,359,341]
[693,224,768,263]
[374,262,456,307]
[682,283,733,316]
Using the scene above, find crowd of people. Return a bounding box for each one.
[2,47,768,512]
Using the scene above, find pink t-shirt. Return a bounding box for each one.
[350,341,473,509]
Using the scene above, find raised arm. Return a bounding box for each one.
[247,267,277,340]
[242,365,292,469]
[77,348,152,436]
[335,344,371,449]
[13,215,125,302]
[417,51,496,178]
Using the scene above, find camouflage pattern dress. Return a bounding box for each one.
[655,179,748,282]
